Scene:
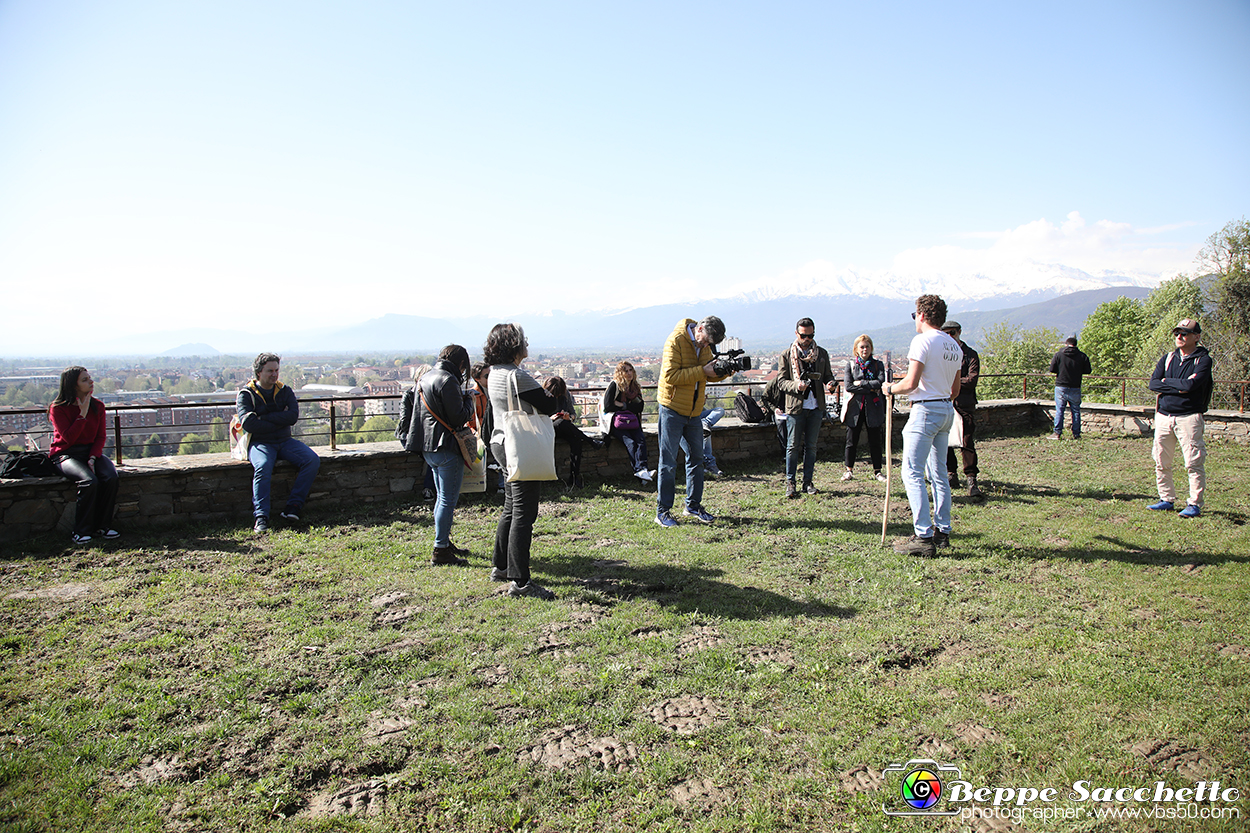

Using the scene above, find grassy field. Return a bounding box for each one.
[2,434,1248,832]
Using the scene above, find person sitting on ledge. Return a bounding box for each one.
[236,352,321,534]
[48,366,120,545]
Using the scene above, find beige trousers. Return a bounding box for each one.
[1152,413,1206,507]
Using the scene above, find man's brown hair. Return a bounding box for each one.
[915,295,947,328]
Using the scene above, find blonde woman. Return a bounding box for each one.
[841,334,887,481]
[603,361,653,483]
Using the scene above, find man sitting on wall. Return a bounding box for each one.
[236,352,321,533]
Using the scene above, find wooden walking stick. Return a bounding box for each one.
[880,361,895,546]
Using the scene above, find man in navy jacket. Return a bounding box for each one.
[1146,319,1213,519]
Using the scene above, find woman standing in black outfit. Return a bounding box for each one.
[841,335,888,482]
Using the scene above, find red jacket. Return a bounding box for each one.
[49,398,107,459]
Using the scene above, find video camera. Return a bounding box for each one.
[711,347,752,377]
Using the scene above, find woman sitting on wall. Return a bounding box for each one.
[48,366,120,544]
[603,361,653,484]
[542,375,602,489]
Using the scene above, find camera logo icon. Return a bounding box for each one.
[882,758,961,816]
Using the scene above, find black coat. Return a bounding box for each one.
[842,358,886,429]
[417,360,473,454]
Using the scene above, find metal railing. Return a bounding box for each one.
[5,373,1245,466]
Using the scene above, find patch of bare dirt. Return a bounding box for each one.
[4,582,93,602]
[117,755,188,788]
[369,591,410,608]
[631,625,666,638]
[740,646,795,668]
[878,644,943,671]
[531,634,574,659]
[980,692,1015,710]
[1181,562,1208,574]
[1215,643,1250,660]
[960,812,1026,832]
[954,721,1004,747]
[303,778,387,818]
[476,665,510,686]
[363,714,414,746]
[917,735,956,759]
[569,602,611,625]
[676,626,724,657]
[671,777,730,808]
[517,725,638,772]
[838,765,884,793]
[363,637,427,657]
[373,605,423,628]
[1129,739,1212,779]
[647,695,722,735]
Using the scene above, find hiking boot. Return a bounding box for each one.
[253,516,270,534]
[507,581,555,600]
[490,567,509,582]
[1147,500,1175,511]
[655,510,679,528]
[1049,431,1061,440]
[934,530,950,549]
[447,541,471,558]
[683,504,716,524]
[948,472,961,489]
[431,546,469,566]
[803,481,819,495]
[893,535,937,557]
[1178,504,1201,519]
[967,476,984,500]
[786,480,798,499]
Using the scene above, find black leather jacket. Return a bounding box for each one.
[417,360,473,454]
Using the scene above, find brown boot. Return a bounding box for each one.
[967,475,984,501]
[431,546,468,566]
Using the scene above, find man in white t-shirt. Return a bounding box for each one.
[882,295,963,556]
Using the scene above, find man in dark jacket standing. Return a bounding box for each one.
[941,322,983,500]
[1049,337,1093,439]
[777,317,835,498]
[237,353,321,533]
[1147,319,1213,519]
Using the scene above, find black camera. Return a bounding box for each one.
[711,348,752,376]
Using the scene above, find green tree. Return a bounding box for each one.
[1128,276,1205,382]
[357,415,397,444]
[1080,296,1148,382]
[978,323,1063,399]
[210,417,227,443]
[1197,217,1250,380]
[178,433,211,455]
[142,433,164,457]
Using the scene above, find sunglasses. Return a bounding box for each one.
[797,332,815,340]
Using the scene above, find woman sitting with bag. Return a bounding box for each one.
[418,345,476,566]
[485,323,560,601]
[604,361,653,484]
[841,334,888,482]
[48,366,120,545]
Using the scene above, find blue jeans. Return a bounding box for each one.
[423,447,465,548]
[248,438,320,519]
[785,408,824,483]
[694,406,723,470]
[901,400,955,538]
[657,404,706,514]
[1054,386,1082,437]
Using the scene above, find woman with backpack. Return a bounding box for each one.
[603,361,653,484]
[48,366,120,544]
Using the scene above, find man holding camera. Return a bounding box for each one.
[655,316,734,527]
[777,317,835,498]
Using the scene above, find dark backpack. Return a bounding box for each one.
[0,450,60,479]
[734,392,767,424]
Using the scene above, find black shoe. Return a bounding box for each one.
[893,535,936,557]
[803,481,819,495]
[948,473,961,489]
[254,516,270,534]
[279,507,301,523]
[934,531,950,549]
[431,546,469,566]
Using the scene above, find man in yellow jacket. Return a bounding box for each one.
[655,316,733,527]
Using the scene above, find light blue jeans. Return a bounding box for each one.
[423,447,465,548]
[785,407,824,484]
[1054,386,1082,437]
[248,438,321,519]
[658,404,705,514]
[901,400,955,538]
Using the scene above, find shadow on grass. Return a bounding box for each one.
[544,553,857,621]
[965,478,1156,505]
[937,531,1250,567]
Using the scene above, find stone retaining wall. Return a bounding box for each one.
[3,400,1246,544]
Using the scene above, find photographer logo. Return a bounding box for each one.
[882,759,962,816]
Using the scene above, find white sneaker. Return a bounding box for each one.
[873,471,887,482]
[633,469,653,482]
[840,470,853,481]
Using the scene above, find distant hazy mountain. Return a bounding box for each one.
[74,261,1162,357]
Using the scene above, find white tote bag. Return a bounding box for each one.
[948,408,965,449]
[502,370,558,482]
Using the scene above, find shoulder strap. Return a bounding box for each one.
[418,386,457,434]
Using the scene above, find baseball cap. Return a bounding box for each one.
[941,321,961,333]
[1172,318,1201,335]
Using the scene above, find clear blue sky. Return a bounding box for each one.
[1,0,1247,355]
